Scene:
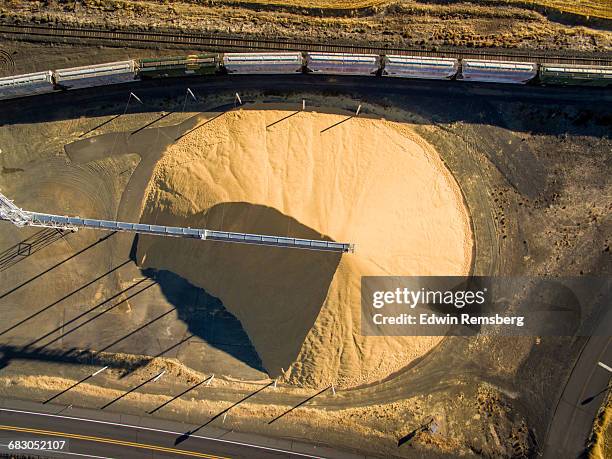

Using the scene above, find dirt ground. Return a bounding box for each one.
[0,0,610,53]
[0,41,611,457]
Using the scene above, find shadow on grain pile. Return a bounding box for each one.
[133,202,342,378]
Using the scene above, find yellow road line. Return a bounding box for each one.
[0,425,228,459]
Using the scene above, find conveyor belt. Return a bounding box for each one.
[10,211,354,253]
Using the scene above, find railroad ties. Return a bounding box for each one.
[0,23,610,66]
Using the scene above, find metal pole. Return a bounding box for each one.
[111,92,142,156]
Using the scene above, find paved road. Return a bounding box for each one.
[0,398,367,458]
[543,306,612,458]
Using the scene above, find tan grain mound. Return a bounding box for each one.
[136,107,472,387]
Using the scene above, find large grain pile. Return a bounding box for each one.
[136,107,472,387]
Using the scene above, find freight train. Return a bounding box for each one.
[1,51,610,100]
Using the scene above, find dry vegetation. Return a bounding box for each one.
[209,0,389,9]
[209,0,612,20]
[152,0,612,20]
[500,0,612,20]
[0,360,534,457]
[0,0,610,51]
[588,394,612,459]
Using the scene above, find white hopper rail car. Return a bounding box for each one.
[223,52,304,74]
[54,60,137,89]
[383,55,459,80]
[306,53,380,76]
[460,59,538,84]
[0,71,55,100]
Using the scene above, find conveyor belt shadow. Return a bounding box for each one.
[0,344,149,373]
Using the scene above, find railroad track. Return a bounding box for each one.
[1,22,611,65]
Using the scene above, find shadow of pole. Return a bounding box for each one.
[36,311,178,403]
[153,334,194,359]
[0,259,131,337]
[42,369,102,405]
[24,279,155,351]
[96,308,175,354]
[100,370,165,410]
[35,310,193,404]
[0,228,68,273]
[398,418,435,447]
[175,381,274,445]
[581,383,612,405]
[148,375,212,415]
[79,114,121,138]
[0,232,116,301]
[130,112,174,136]
[266,111,299,129]
[267,385,330,425]
[175,111,228,142]
[320,116,353,133]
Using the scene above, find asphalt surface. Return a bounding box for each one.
[543,306,612,458]
[0,398,367,458]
